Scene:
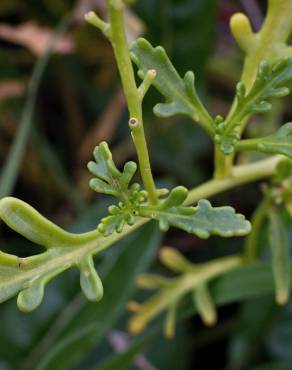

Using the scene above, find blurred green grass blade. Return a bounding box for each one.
[268,209,290,305]
[31,128,85,211]
[91,335,151,370]
[34,223,161,370]
[228,296,278,370]
[250,361,292,370]
[0,16,71,198]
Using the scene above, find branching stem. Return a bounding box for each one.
[105,2,158,205]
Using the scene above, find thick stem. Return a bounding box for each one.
[106,2,158,204]
[214,145,234,179]
[242,0,292,89]
[187,155,282,205]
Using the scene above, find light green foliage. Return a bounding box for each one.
[139,186,251,238]
[271,160,292,216]
[0,0,291,347]
[88,141,138,200]
[130,38,214,135]
[215,59,292,154]
[236,122,292,159]
[0,197,143,311]
[88,145,251,239]
[88,142,146,235]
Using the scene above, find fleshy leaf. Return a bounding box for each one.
[88,143,147,236]
[0,197,81,248]
[216,58,292,154]
[192,283,217,326]
[98,204,135,237]
[79,255,104,302]
[128,253,242,335]
[130,38,213,135]
[139,186,251,238]
[236,122,292,159]
[88,142,138,200]
[17,267,66,312]
[164,300,179,339]
[159,247,198,273]
[0,197,132,311]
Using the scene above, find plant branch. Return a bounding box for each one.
[187,155,282,205]
[103,3,158,204]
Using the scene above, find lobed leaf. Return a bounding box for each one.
[130,38,213,135]
[97,204,135,237]
[216,58,292,154]
[88,142,138,200]
[88,142,147,236]
[0,197,143,311]
[139,186,251,238]
[34,222,161,370]
[236,122,292,159]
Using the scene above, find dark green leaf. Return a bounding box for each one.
[228,296,278,370]
[268,209,291,305]
[91,335,150,370]
[251,362,292,370]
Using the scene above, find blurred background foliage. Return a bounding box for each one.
[0,0,291,369]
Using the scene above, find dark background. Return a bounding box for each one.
[0,1,292,369]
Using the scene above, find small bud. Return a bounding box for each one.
[230,13,255,53]
[127,301,142,313]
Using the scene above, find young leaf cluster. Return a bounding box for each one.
[88,145,251,238]
[215,58,292,154]
[88,142,147,236]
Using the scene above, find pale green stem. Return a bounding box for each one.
[216,0,292,177]
[187,155,282,205]
[105,1,158,204]
[242,0,292,89]
[214,146,234,179]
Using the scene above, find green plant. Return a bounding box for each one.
[0,0,291,341]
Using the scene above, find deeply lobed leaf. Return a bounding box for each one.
[139,186,251,238]
[0,197,133,311]
[236,122,292,159]
[88,141,138,200]
[130,38,213,135]
[88,142,147,236]
[216,58,292,154]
